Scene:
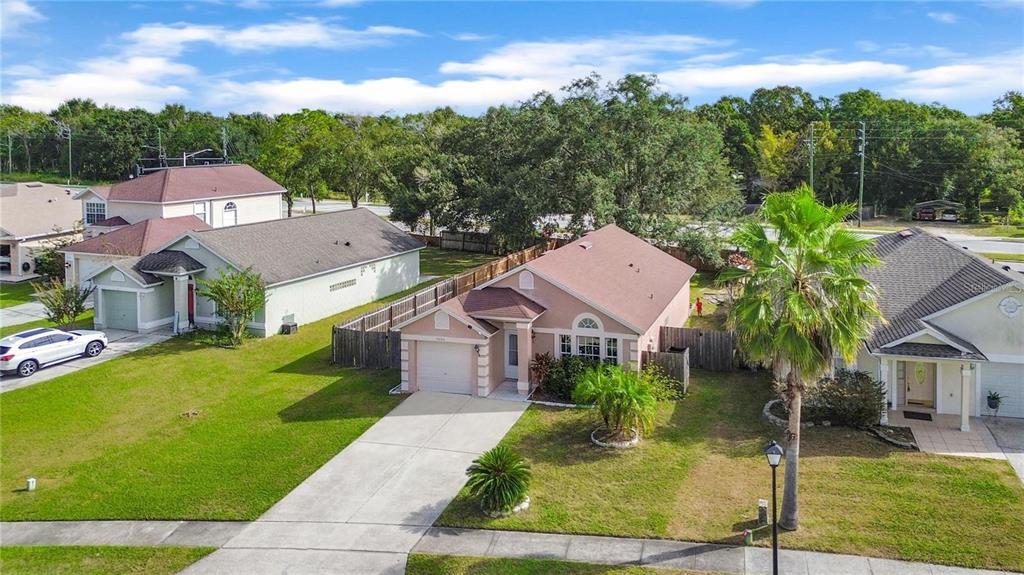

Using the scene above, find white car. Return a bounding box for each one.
[0,328,108,378]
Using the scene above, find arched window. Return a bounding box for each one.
[577,317,599,330]
[223,202,238,226]
[518,270,534,290]
[434,311,450,330]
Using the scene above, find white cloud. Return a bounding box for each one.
[4,57,195,111]
[1,0,45,35]
[855,40,881,53]
[891,50,1024,102]
[2,63,44,77]
[319,0,363,6]
[682,52,743,64]
[449,32,493,42]
[122,18,421,56]
[440,34,729,80]
[659,59,907,93]
[927,11,959,24]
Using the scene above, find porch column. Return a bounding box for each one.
[879,358,890,425]
[960,363,973,432]
[173,275,189,333]
[516,323,532,395]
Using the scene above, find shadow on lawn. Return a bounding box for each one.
[277,368,399,423]
[272,344,335,375]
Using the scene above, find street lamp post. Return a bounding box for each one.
[764,440,784,575]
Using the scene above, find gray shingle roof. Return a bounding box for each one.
[137,250,206,275]
[191,208,423,285]
[865,228,1015,350]
[880,342,986,361]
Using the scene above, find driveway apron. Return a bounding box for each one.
[181,391,527,574]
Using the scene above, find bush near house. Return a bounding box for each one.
[798,369,887,428]
[538,355,596,402]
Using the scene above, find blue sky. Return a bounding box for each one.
[2,0,1022,115]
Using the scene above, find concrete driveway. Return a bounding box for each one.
[0,329,172,394]
[984,417,1024,483]
[182,391,527,574]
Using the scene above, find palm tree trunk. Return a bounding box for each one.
[779,368,802,531]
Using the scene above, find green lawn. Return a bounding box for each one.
[437,370,1024,571]
[979,252,1024,263]
[686,271,726,330]
[0,249,492,521]
[0,546,212,575]
[406,555,708,575]
[420,247,499,277]
[0,281,39,309]
[0,311,95,339]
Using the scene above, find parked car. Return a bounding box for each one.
[940,211,958,222]
[915,207,936,221]
[0,328,107,377]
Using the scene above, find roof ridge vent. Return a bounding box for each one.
[579,241,593,250]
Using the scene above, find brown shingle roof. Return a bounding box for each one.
[108,164,284,203]
[62,216,210,256]
[92,216,130,227]
[459,287,546,320]
[526,225,696,332]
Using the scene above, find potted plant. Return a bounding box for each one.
[573,364,656,448]
[465,446,531,517]
[987,390,1003,416]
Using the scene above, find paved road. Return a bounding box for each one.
[181,391,528,574]
[0,329,172,393]
[0,301,49,329]
[288,199,392,219]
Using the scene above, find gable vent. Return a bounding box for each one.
[579,241,593,251]
[898,229,914,238]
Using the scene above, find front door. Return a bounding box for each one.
[905,361,936,407]
[505,331,519,380]
[188,283,196,324]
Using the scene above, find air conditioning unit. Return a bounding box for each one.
[280,322,299,335]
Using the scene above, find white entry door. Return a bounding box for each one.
[416,341,473,394]
[505,331,519,380]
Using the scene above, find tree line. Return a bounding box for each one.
[2,76,1022,249]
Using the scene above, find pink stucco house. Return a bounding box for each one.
[396,225,696,396]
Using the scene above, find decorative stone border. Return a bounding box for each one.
[868,426,918,450]
[590,426,640,449]
[762,399,819,429]
[486,496,531,518]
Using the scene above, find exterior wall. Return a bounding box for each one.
[640,282,691,353]
[902,333,948,346]
[936,361,975,416]
[140,281,175,331]
[929,288,1024,364]
[401,310,486,340]
[162,236,239,330]
[106,202,164,224]
[209,194,282,227]
[487,330,505,394]
[263,250,420,335]
[66,252,127,288]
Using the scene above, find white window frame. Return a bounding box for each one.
[223,201,238,226]
[577,335,601,361]
[85,201,106,224]
[555,313,620,365]
[434,311,450,330]
[193,201,208,224]
[559,334,572,356]
[605,337,619,364]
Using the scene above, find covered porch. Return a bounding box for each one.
[876,346,983,433]
[887,409,1005,459]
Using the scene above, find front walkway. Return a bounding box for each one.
[180,391,528,574]
[0,329,173,393]
[888,410,1004,459]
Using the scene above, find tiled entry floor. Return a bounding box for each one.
[888,410,1005,460]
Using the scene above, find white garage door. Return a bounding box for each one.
[982,362,1024,418]
[417,341,474,394]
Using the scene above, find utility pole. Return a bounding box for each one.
[52,119,72,185]
[6,132,11,176]
[857,121,866,228]
[808,121,815,191]
[221,126,228,162]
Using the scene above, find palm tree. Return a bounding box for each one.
[573,364,657,442]
[465,446,531,515]
[722,186,880,531]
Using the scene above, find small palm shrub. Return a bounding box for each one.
[465,446,531,515]
[573,364,657,442]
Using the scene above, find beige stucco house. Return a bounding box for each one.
[396,225,695,396]
[852,228,1024,429]
[0,182,84,279]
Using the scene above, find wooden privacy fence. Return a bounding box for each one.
[332,241,554,368]
[659,326,736,371]
[441,230,496,254]
[642,349,690,393]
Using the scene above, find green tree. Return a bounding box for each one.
[573,363,658,442]
[984,91,1024,146]
[722,186,881,530]
[747,125,800,194]
[196,268,267,346]
[33,279,94,329]
[256,110,333,216]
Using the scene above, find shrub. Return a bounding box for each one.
[465,445,531,515]
[573,364,657,441]
[675,227,725,270]
[529,352,554,388]
[542,355,594,401]
[641,363,684,400]
[196,267,267,346]
[33,279,94,329]
[797,369,885,427]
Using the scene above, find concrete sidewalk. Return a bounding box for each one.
[0,301,48,328]
[0,520,248,548]
[413,528,1014,575]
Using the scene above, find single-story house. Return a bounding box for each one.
[396,224,695,396]
[852,228,1024,428]
[0,181,84,278]
[83,208,423,336]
